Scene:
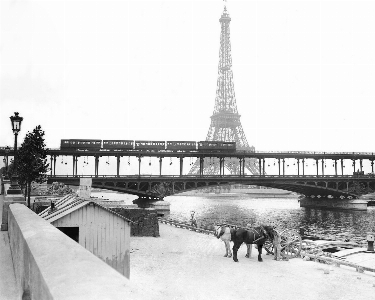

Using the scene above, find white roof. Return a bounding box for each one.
[38,194,133,224]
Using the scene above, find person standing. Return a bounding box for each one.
[273,228,282,261]
[272,224,289,261]
[190,211,197,228]
[218,225,232,258]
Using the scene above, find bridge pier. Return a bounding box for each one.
[300,197,368,211]
[132,196,170,217]
[159,157,162,176]
[262,158,265,175]
[302,158,305,176]
[180,157,183,176]
[117,156,120,177]
[94,155,99,177]
[50,155,53,176]
[334,159,337,176]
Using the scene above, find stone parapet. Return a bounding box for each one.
[7,204,148,299]
[1,198,26,231]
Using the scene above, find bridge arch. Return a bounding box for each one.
[47,175,372,200]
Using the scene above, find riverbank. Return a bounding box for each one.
[130,223,375,300]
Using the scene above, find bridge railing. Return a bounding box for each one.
[2,146,374,156]
[250,150,375,155]
[46,174,375,179]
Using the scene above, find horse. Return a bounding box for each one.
[214,225,253,259]
[231,225,275,262]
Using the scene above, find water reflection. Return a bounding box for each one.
[92,192,375,244]
[165,195,375,244]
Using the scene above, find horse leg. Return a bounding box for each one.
[245,244,252,258]
[224,240,232,257]
[223,240,228,257]
[257,244,263,262]
[233,242,241,262]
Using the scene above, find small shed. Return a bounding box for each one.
[39,194,132,278]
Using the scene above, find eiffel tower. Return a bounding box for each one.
[189,6,260,175]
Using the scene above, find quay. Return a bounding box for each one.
[130,223,375,300]
[1,193,375,299]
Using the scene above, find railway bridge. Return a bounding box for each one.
[2,147,375,209]
[46,173,375,200]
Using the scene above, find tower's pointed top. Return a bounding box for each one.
[220,5,231,23]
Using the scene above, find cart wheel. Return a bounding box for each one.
[264,239,274,255]
[279,229,302,259]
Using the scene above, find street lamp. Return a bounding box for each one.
[7,112,23,195]
[4,146,10,179]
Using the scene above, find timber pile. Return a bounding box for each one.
[302,253,375,274]
[301,239,360,256]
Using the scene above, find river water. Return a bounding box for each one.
[91,191,375,245]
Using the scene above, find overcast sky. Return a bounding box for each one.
[1,0,375,153]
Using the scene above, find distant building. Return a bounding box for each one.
[39,194,132,278]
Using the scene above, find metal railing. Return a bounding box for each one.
[1,146,374,156]
[46,174,375,179]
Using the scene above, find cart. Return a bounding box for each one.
[264,229,302,259]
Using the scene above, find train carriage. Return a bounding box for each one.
[60,139,102,150]
[223,142,236,152]
[197,141,236,152]
[166,141,197,151]
[134,141,166,151]
[103,140,134,150]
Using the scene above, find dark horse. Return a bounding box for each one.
[232,225,275,262]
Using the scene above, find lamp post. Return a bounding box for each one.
[7,112,23,195]
[4,146,10,179]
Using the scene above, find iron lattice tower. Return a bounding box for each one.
[189,7,260,175]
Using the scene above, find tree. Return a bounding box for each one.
[17,125,49,208]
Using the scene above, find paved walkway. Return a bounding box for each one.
[130,223,375,300]
[0,194,18,299]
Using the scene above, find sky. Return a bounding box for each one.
[1,0,375,154]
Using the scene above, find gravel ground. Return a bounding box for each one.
[130,223,375,300]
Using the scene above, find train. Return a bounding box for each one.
[60,139,237,152]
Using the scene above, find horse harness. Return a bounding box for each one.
[248,226,269,243]
[216,225,269,243]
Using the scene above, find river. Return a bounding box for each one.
[91,191,375,245]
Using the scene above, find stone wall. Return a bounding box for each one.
[7,204,148,300]
[109,207,159,237]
